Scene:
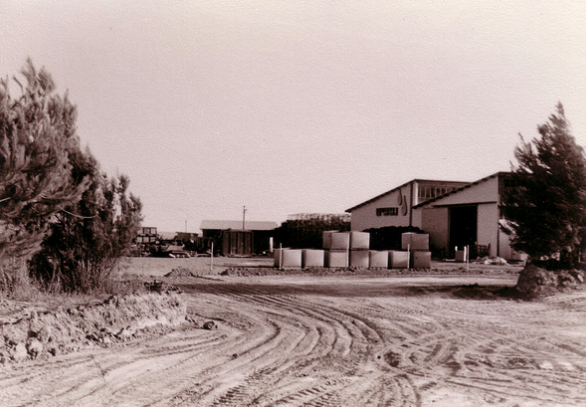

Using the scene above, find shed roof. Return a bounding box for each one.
[200,220,278,231]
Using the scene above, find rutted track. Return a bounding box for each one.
[1,275,585,406]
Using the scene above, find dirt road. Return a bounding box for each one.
[1,274,585,406]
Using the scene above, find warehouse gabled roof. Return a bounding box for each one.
[345,178,469,213]
[200,220,278,231]
[412,172,511,208]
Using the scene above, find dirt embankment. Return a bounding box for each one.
[0,292,188,364]
[222,265,521,278]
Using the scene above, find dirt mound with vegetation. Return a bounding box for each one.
[0,292,187,364]
[515,264,585,299]
[222,265,520,277]
[164,267,198,278]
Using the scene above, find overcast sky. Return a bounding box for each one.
[1,1,585,233]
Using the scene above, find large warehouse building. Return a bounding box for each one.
[346,172,527,261]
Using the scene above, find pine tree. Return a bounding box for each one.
[505,103,586,269]
[1,60,89,290]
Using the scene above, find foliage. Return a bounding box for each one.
[364,226,424,251]
[1,59,142,294]
[275,214,350,249]
[504,103,586,269]
[30,150,143,292]
[1,59,89,289]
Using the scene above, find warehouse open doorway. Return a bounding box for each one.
[449,205,477,257]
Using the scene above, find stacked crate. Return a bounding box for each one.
[401,232,431,269]
[349,231,370,268]
[324,231,350,268]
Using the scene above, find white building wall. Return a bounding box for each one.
[411,208,423,229]
[498,231,529,262]
[350,185,414,231]
[477,203,499,257]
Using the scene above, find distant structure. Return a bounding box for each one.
[136,227,158,244]
[200,220,278,256]
[287,213,351,222]
[134,227,210,257]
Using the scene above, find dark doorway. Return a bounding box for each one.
[221,230,253,256]
[449,205,477,257]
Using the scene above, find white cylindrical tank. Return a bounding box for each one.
[350,231,370,250]
[303,249,325,268]
[369,250,388,268]
[389,250,409,269]
[325,250,349,268]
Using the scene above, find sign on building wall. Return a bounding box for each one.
[376,207,399,216]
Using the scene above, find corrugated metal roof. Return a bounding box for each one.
[412,172,510,208]
[200,220,278,231]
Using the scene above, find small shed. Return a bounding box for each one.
[200,220,278,256]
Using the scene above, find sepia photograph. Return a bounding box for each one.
[1,1,585,406]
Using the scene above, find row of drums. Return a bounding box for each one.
[274,248,431,269]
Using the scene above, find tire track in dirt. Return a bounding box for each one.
[203,290,426,407]
[198,293,352,406]
[161,290,347,406]
[168,281,584,407]
[2,277,585,407]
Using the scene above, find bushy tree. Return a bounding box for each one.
[504,103,586,269]
[1,60,89,290]
[30,149,142,292]
[1,60,142,294]
[275,214,350,249]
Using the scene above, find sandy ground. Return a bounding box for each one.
[1,257,585,406]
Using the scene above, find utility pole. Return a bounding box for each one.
[242,205,247,230]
